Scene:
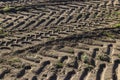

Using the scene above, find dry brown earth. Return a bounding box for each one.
[0,0,120,80]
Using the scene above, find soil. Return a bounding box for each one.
[0,0,120,80]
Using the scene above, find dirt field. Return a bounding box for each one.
[0,0,120,80]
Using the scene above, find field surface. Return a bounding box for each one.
[0,0,120,80]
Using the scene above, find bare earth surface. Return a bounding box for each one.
[0,0,120,80]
